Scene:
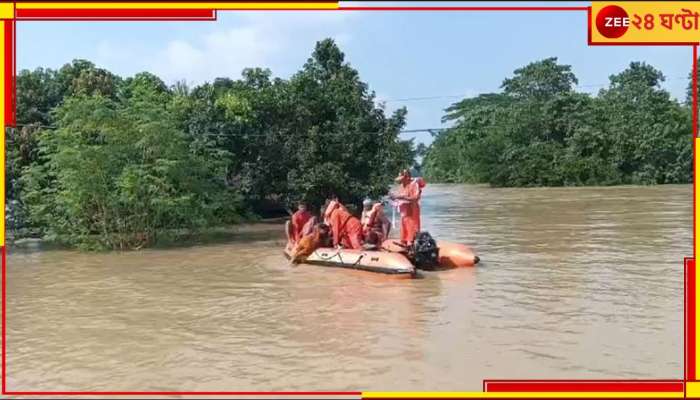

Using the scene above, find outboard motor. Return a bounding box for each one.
[408,231,440,269]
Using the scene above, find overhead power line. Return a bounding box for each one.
[382,95,464,103]
[378,76,692,103]
[12,123,447,136]
[13,75,693,134]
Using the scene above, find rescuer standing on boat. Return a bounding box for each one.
[390,169,423,245]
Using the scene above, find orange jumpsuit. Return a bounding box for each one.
[397,179,421,244]
[328,207,363,250]
[291,209,312,242]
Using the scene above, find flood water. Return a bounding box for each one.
[5,184,691,392]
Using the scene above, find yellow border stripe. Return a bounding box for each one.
[363,392,683,398]
[0,3,13,19]
[688,382,700,397]
[15,2,337,10]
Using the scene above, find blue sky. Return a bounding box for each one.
[17,1,692,144]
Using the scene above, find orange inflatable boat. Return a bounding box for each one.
[283,241,416,277]
[379,240,480,269]
[283,237,479,277]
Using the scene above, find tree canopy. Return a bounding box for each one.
[14,48,692,249]
[12,39,416,249]
[423,58,692,187]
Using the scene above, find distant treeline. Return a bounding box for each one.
[13,41,693,250]
[11,39,416,249]
[423,58,693,187]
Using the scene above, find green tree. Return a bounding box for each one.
[14,42,419,248]
[22,89,241,250]
[501,57,578,100]
[285,38,414,209]
[13,60,121,206]
[424,59,691,187]
[120,72,169,101]
[597,62,690,184]
[426,58,586,186]
[12,67,62,233]
[17,68,62,125]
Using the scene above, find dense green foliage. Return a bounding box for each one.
[423,58,693,186]
[14,48,693,249]
[12,39,415,249]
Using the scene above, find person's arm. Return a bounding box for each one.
[285,220,293,242]
[331,213,341,247]
[393,184,420,202]
[408,182,421,201]
[400,194,419,202]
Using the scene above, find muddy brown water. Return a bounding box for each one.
[5,184,691,392]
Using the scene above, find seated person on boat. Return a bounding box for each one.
[324,198,363,250]
[285,201,315,244]
[361,198,391,249]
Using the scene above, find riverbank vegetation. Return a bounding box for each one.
[12,39,415,249]
[422,58,693,186]
[12,39,693,249]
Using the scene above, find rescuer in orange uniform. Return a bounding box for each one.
[361,199,391,247]
[390,170,423,245]
[324,198,363,250]
[288,201,314,243]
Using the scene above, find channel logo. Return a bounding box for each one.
[595,5,630,38]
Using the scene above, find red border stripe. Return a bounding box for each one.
[4,20,14,127]
[484,381,684,393]
[16,8,216,20]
